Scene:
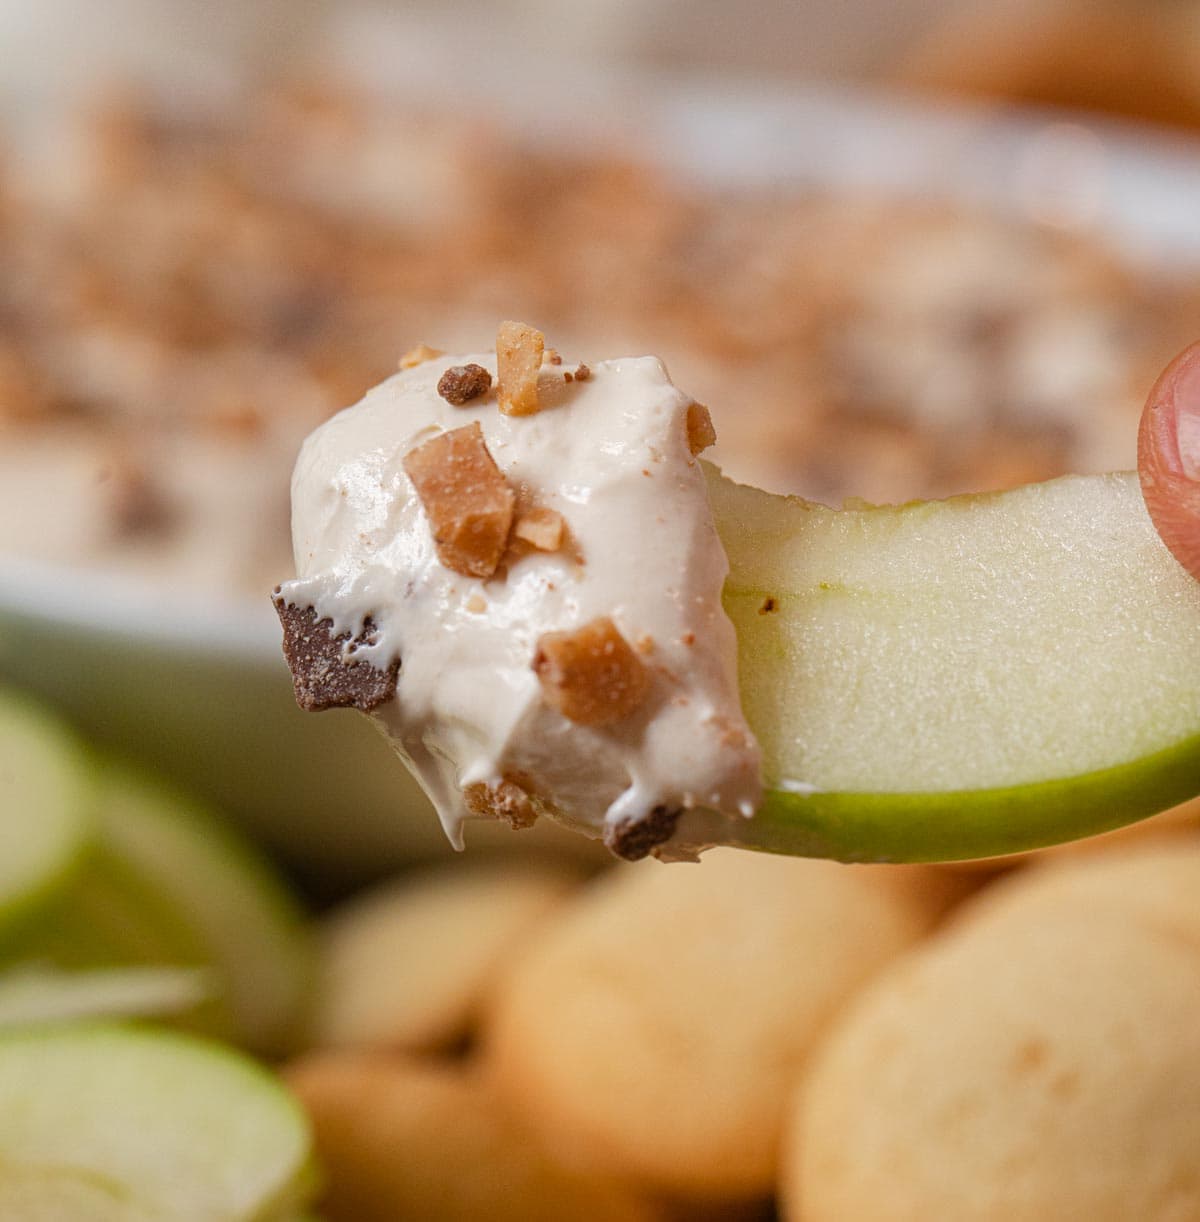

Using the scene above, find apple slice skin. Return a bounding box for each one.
[705,468,1200,862]
[0,691,91,938]
[13,761,315,1055]
[712,732,1200,863]
[86,761,315,1055]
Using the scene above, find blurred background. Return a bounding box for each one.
[4,9,1200,1221]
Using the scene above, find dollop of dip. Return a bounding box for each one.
[273,323,762,860]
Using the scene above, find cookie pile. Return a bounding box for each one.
[278,819,1199,1219]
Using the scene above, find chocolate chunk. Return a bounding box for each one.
[272,596,399,713]
[604,806,682,862]
[437,363,492,406]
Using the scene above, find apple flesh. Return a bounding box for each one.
[692,468,1200,862]
[0,965,210,1030]
[0,1024,316,1220]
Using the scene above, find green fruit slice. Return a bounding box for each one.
[0,965,210,1029]
[0,1166,158,1221]
[697,468,1200,862]
[0,692,90,936]
[0,1024,315,1221]
[26,763,313,1054]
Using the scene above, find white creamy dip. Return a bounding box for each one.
[277,350,762,856]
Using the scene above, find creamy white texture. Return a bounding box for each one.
[279,352,762,852]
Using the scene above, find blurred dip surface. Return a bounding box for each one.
[3,83,1200,604]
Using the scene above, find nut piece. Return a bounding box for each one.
[273,598,399,713]
[403,421,515,579]
[463,775,540,830]
[437,363,493,406]
[533,616,649,726]
[399,343,444,369]
[686,402,717,455]
[497,320,545,416]
[513,506,565,552]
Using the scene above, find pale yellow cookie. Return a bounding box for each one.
[787,876,1200,1220]
[485,850,950,1200]
[312,861,581,1052]
[287,1053,657,1222]
[949,832,1200,941]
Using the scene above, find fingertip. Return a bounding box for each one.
[1138,342,1200,582]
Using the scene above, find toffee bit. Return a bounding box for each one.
[437,363,493,406]
[463,775,539,830]
[513,506,566,552]
[686,402,717,455]
[533,616,649,726]
[573,363,591,381]
[496,320,545,416]
[403,421,515,578]
[272,598,399,712]
[399,343,444,369]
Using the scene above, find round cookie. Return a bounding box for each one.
[950,833,1200,940]
[287,1053,656,1222]
[485,850,951,1200]
[312,860,582,1052]
[786,888,1200,1220]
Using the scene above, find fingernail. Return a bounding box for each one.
[1178,403,1200,482]
[1161,351,1200,481]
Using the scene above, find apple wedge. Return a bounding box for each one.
[0,965,211,1029]
[0,1024,316,1221]
[686,468,1200,863]
[20,763,314,1055]
[0,692,90,938]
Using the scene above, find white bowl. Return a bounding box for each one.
[5,73,1200,879]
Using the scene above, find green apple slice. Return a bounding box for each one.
[694,468,1200,863]
[0,692,90,937]
[0,1024,316,1221]
[23,763,313,1055]
[0,1166,159,1221]
[90,763,314,1054]
[0,965,211,1029]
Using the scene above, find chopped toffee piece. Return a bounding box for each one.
[463,776,539,830]
[604,805,682,861]
[533,616,649,726]
[273,598,399,712]
[512,506,566,552]
[573,363,591,382]
[496,320,545,416]
[686,402,717,455]
[403,421,515,578]
[399,343,444,370]
[437,363,493,406]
